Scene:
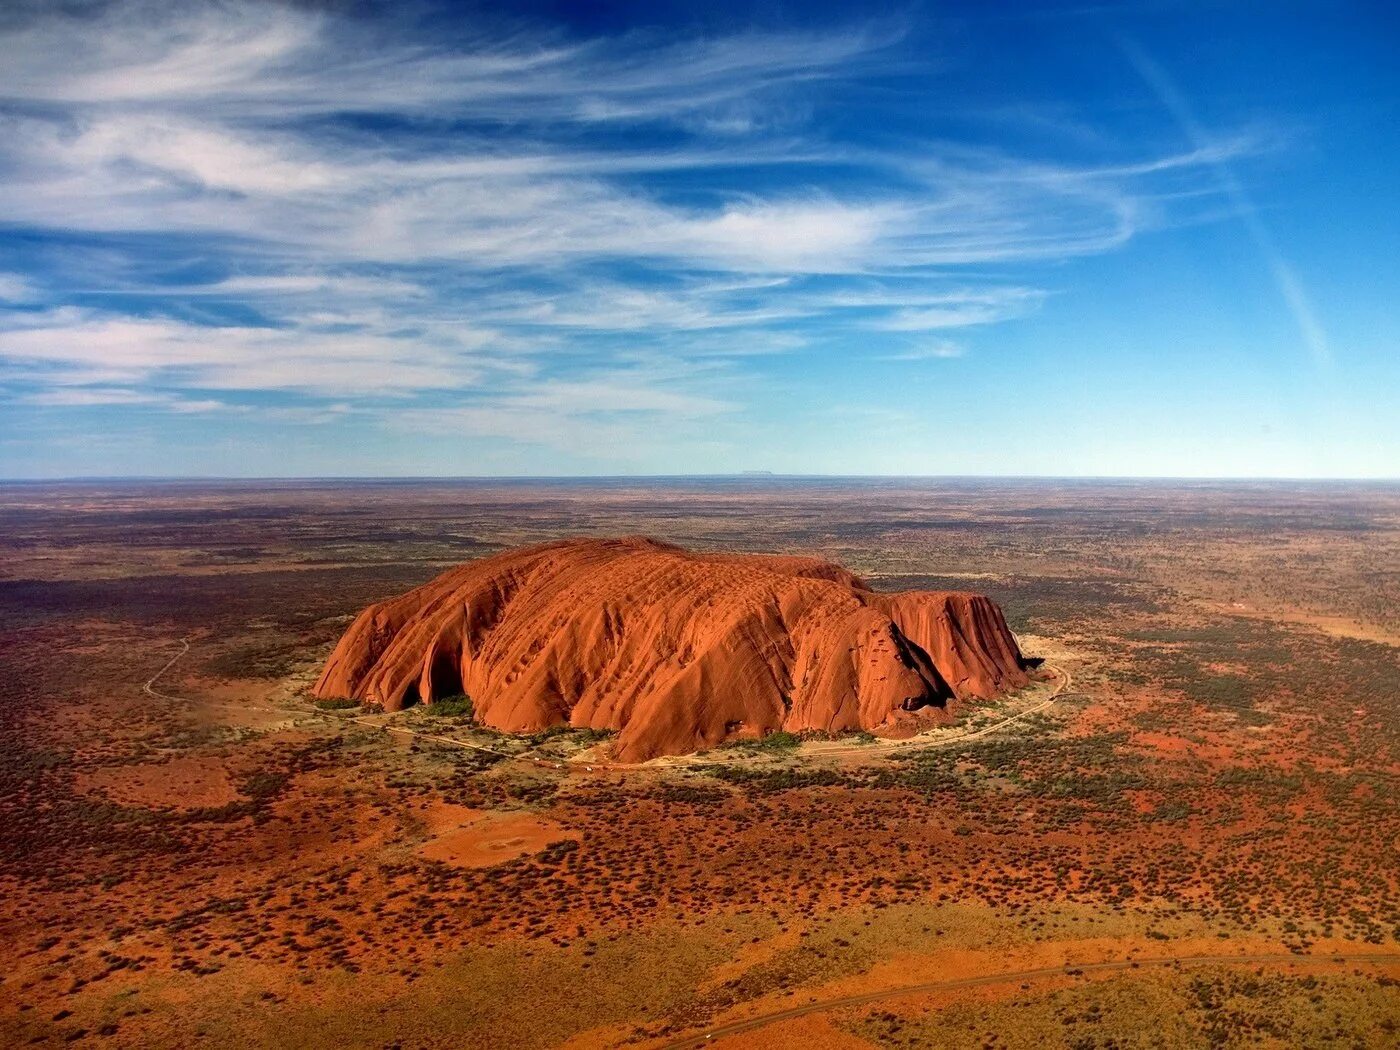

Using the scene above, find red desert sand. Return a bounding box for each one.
[314,537,1028,761]
[416,803,580,869]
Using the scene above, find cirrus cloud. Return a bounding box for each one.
[0,0,1261,460]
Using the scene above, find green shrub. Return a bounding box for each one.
[726,729,802,752]
[760,730,802,750]
[427,695,474,719]
[241,771,289,801]
[313,697,359,711]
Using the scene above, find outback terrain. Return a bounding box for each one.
[1,478,1397,1048]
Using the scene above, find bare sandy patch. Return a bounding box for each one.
[77,755,238,810]
[1130,731,1192,756]
[417,802,580,869]
[1201,600,1400,648]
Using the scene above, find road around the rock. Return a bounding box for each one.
[143,641,1071,774]
[788,660,1073,762]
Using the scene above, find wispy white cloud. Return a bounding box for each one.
[870,288,1046,330]
[0,1,1262,449]
[0,308,506,396]
[184,274,428,300]
[0,2,904,122]
[14,386,227,413]
[879,341,965,361]
[0,273,38,302]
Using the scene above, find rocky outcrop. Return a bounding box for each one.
[314,537,1029,761]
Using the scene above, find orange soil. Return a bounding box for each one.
[76,756,239,811]
[416,802,580,869]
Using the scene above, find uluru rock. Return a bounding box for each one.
[314,537,1029,762]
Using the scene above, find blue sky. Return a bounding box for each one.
[0,0,1396,478]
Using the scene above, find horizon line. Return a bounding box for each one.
[2,473,1397,485]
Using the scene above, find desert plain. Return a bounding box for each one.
[1,477,1397,1047]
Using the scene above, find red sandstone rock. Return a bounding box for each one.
[314,537,1028,761]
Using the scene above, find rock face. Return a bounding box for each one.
[314,537,1029,762]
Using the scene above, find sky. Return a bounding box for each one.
[0,0,1396,479]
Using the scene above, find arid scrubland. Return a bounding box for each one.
[1,479,1397,1047]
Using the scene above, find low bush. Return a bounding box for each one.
[427,695,474,719]
[313,697,359,711]
[725,729,802,752]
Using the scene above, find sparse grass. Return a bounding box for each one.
[842,966,1400,1049]
[702,764,852,792]
[526,724,614,747]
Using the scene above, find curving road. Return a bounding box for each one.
[954,661,1071,742]
[142,635,284,716]
[659,950,1400,1048]
[141,636,192,701]
[800,660,1073,762]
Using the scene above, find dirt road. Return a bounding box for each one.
[140,636,192,702]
